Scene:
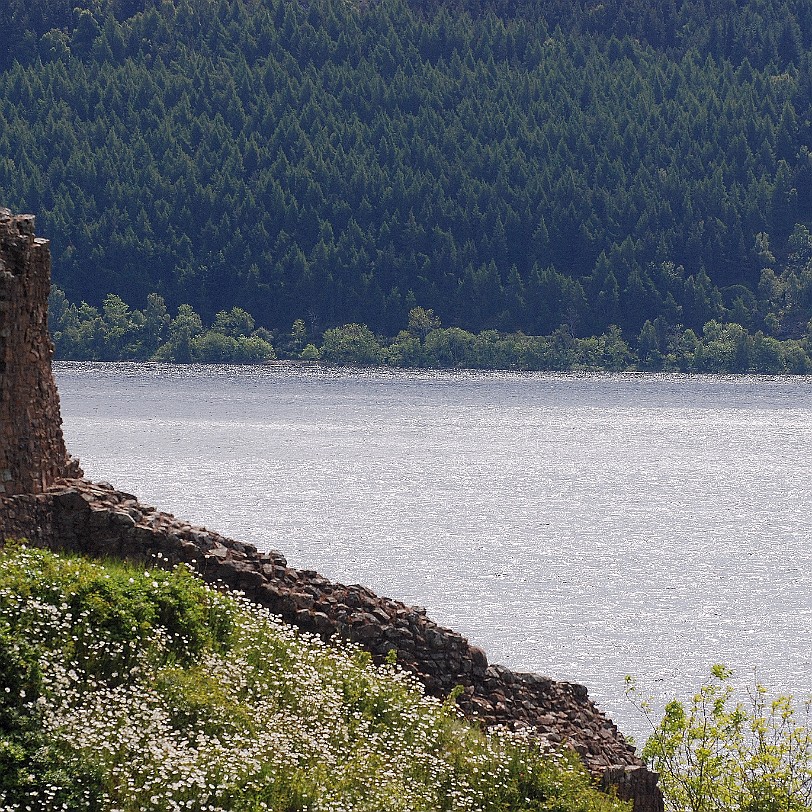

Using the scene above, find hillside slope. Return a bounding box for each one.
[1,0,812,343]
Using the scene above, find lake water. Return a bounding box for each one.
[54,362,812,746]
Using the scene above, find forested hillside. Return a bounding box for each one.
[2,0,812,356]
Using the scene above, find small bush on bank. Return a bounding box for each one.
[0,544,628,812]
[628,666,812,812]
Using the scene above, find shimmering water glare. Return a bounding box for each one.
[55,363,812,747]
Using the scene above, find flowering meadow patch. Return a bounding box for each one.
[0,544,628,812]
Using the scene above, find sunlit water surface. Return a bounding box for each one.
[55,363,812,746]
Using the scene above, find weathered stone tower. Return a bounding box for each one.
[0,209,74,496]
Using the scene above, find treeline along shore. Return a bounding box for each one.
[51,292,812,374]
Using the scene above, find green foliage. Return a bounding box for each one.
[628,666,812,812]
[300,342,321,361]
[4,0,812,342]
[0,544,629,812]
[408,307,442,340]
[187,331,276,364]
[211,307,255,338]
[320,323,384,365]
[50,283,812,371]
[0,543,234,808]
[51,290,276,363]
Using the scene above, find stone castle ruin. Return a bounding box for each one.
[0,210,662,811]
[0,210,80,496]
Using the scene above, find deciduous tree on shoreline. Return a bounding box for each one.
[627,666,812,812]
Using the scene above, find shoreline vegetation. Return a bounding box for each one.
[2,546,810,811]
[51,292,812,374]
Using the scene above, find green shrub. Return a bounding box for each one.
[320,323,384,365]
[628,666,812,812]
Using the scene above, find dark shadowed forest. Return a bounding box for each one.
[3,0,812,369]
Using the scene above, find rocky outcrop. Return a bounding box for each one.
[0,212,663,812]
[0,209,80,496]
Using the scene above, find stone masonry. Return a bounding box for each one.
[0,209,80,495]
[0,211,663,812]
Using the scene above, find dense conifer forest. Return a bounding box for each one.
[2,0,812,369]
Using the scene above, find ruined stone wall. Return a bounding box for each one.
[0,212,663,812]
[2,478,661,811]
[0,209,77,496]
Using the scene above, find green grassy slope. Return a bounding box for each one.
[0,544,629,812]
